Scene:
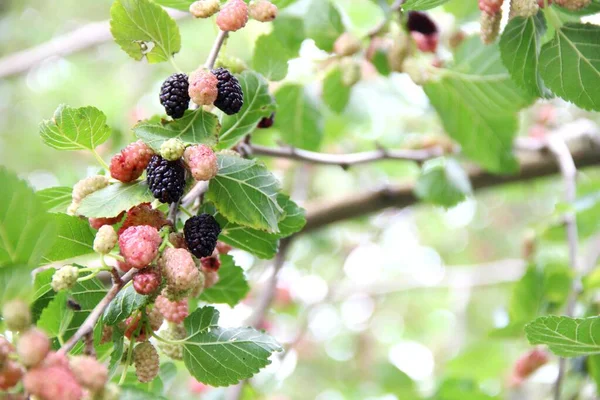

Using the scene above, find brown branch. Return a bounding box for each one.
[301,137,600,234]
[59,268,136,355]
[547,137,580,400]
[0,10,188,80]
[249,144,447,167]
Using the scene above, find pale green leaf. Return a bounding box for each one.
[78,181,154,218]
[182,307,282,386]
[403,0,450,10]
[206,155,283,233]
[500,14,552,98]
[108,328,125,378]
[37,291,73,339]
[414,158,472,208]
[539,23,600,111]
[134,109,220,151]
[0,266,35,307]
[199,255,249,307]
[41,214,96,264]
[37,186,72,214]
[274,84,323,151]
[39,105,111,151]
[217,71,276,150]
[322,67,352,113]
[0,168,56,268]
[110,0,181,63]
[32,269,56,322]
[526,316,600,357]
[103,285,148,325]
[304,0,345,52]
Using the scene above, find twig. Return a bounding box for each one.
[181,181,209,208]
[59,268,136,355]
[249,144,447,167]
[0,10,188,79]
[168,198,181,226]
[204,30,229,69]
[547,137,580,400]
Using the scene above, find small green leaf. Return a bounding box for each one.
[41,214,96,264]
[539,23,600,111]
[182,307,282,386]
[206,155,283,233]
[303,0,345,52]
[37,186,72,213]
[108,328,125,378]
[110,0,181,63]
[103,285,148,325]
[403,0,450,10]
[500,14,551,98]
[277,194,306,237]
[37,291,73,339]
[322,67,352,113]
[526,316,600,357]
[0,265,35,307]
[199,255,249,307]
[134,109,220,151]
[77,181,154,218]
[274,84,323,151]
[0,168,56,268]
[40,105,111,151]
[217,71,276,150]
[414,158,472,208]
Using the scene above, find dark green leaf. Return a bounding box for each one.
[274,84,323,151]
[199,255,249,306]
[322,67,352,113]
[526,316,600,357]
[103,285,148,325]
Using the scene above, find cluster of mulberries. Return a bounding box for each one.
[157,323,187,360]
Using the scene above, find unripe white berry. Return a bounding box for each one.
[51,265,80,291]
[93,225,118,254]
[160,139,186,161]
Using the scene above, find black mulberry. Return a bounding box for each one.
[211,68,244,115]
[159,73,190,119]
[184,214,221,258]
[146,155,186,204]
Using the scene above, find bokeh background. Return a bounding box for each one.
[2,0,600,399]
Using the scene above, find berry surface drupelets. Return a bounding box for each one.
[480,9,502,44]
[93,225,118,254]
[189,0,220,18]
[249,0,278,22]
[110,140,154,183]
[133,341,160,383]
[160,138,186,161]
[157,323,187,360]
[188,69,219,107]
[118,225,162,269]
[133,267,162,295]
[160,248,200,293]
[184,144,218,181]
[184,213,222,258]
[17,328,50,368]
[51,265,79,292]
[72,175,109,204]
[146,155,186,204]
[216,0,248,32]
[70,355,108,392]
[155,296,189,324]
[212,68,244,115]
[159,73,191,119]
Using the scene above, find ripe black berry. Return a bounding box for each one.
[211,68,244,115]
[258,113,275,129]
[184,214,221,258]
[407,11,438,35]
[159,73,190,119]
[146,155,186,204]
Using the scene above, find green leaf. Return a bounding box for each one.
[37,187,72,214]
[0,168,56,268]
[252,17,305,81]
[526,316,600,357]
[206,155,283,233]
[277,194,306,237]
[199,255,249,307]
[322,67,352,113]
[414,158,471,208]
[134,109,220,151]
[64,276,108,340]
[372,48,391,76]
[119,386,167,400]
[39,105,111,151]
[110,0,181,63]
[274,84,323,151]
[403,0,450,10]
[500,14,552,98]
[539,23,600,111]
[41,214,96,264]
[103,285,147,325]
[0,265,35,307]
[588,355,600,390]
[151,0,193,11]
[424,37,533,173]
[32,269,56,322]
[217,71,276,150]
[37,291,73,339]
[108,328,125,378]
[78,181,154,218]
[182,307,282,386]
[303,0,345,52]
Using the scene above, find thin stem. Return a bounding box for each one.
[106,253,125,262]
[119,339,135,385]
[91,149,110,171]
[179,205,193,217]
[169,57,183,73]
[204,30,229,69]
[151,331,182,345]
